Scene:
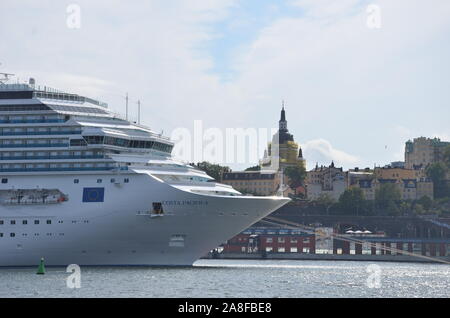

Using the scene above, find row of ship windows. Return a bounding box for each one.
[0,220,53,225]
[0,126,80,136]
[74,178,130,184]
[0,220,89,225]
[84,136,173,153]
[1,177,130,184]
[0,138,68,147]
[0,115,67,124]
[0,162,116,172]
[0,233,66,238]
[0,150,104,160]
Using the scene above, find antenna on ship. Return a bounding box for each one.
[125,92,129,121]
[137,99,141,125]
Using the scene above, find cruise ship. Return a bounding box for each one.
[0,75,290,266]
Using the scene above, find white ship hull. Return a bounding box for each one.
[0,171,289,266]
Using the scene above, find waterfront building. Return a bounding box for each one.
[306,162,347,201]
[405,137,450,169]
[353,177,433,201]
[221,171,280,196]
[348,166,433,200]
[374,166,426,180]
[222,227,315,254]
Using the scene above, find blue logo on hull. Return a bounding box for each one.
[82,188,105,203]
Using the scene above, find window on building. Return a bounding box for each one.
[10,220,15,225]
[22,220,27,225]
[34,220,39,225]
[10,233,15,237]
[47,220,51,225]
[1,178,7,184]
[74,179,79,184]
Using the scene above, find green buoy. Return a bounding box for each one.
[36,258,45,275]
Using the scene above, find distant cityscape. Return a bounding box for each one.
[218,106,450,216]
[209,107,450,262]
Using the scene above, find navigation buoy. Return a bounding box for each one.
[36,258,45,275]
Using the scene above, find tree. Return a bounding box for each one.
[283,164,307,195]
[314,193,336,215]
[443,145,450,168]
[417,195,432,211]
[192,161,231,181]
[426,162,449,199]
[375,183,401,216]
[337,188,366,216]
[245,165,261,171]
[413,203,425,216]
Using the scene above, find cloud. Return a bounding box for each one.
[302,138,360,169]
[1,0,449,171]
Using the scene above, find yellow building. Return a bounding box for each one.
[405,137,450,169]
[374,167,425,180]
[221,171,280,196]
[350,166,434,200]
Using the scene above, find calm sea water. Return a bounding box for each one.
[0,260,449,298]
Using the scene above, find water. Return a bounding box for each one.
[0,260,449,298]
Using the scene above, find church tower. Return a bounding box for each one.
[279,102,288,132]
[260,101,306,172]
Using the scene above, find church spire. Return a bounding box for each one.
[279,100,287,131]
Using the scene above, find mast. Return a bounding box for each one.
[137,99,141,125]
[125,93,129,121]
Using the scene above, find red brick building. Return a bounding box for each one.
[222,228,315,254]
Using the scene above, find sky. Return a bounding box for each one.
[1,0,449,170]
